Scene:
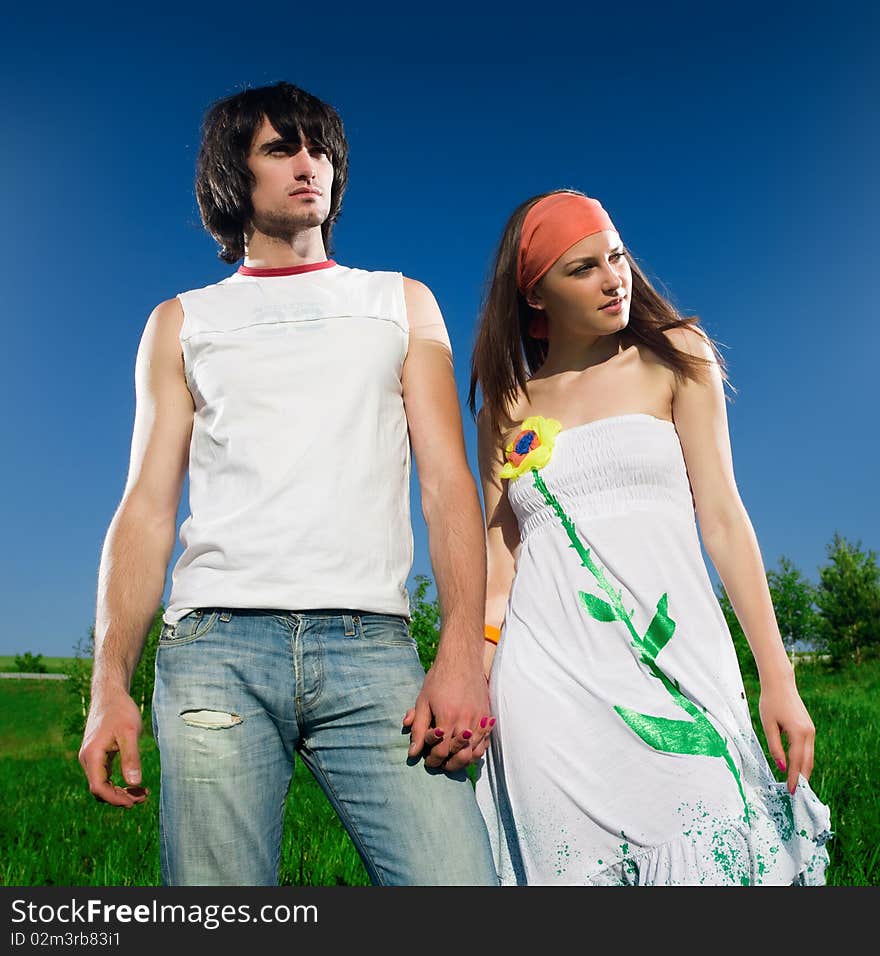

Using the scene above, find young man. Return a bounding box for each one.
[78,81,498,886]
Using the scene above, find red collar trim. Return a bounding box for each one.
[237,259,337,277]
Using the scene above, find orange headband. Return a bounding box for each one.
[517,193,617,293]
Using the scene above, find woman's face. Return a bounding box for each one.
[526,229,632,338]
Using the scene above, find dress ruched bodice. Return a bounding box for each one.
[508,414,695,540]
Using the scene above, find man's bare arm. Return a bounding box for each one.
[79,297,194,807]
[399,278,492,771]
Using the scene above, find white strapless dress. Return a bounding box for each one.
[475,414,831,885]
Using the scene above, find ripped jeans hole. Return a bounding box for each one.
[179,709,243,730]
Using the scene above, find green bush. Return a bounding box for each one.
[409,574,441,670]
[14,652,47,674]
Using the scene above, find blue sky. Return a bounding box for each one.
[1,4,877,657]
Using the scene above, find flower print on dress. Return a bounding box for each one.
[499,416,563,480]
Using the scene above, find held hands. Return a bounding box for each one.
[757,674,816,796]
[78,688,149,808]
[402,658,495,772]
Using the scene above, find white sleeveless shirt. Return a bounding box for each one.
[163,260,412,625]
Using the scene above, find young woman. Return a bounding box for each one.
[468,189,831,886]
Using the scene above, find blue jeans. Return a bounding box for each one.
[151,608,498,886]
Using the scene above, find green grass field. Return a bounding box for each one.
[0,677,370,887]
[742,659,880,885]
[1,659,877,886]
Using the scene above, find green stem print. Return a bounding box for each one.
[531,469,750,823]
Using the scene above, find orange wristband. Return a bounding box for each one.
[484,625,501,645]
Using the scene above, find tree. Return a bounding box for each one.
[715,584,758,681]
[409,574,441,671]
[766,555,820,656]
[814,533,880,666]
[63,626,95,738]
[14,651,47,673]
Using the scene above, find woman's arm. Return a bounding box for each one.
[667,325,816,794]
[477,408,521,679]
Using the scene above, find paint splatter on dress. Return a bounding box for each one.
[475,414,831,885]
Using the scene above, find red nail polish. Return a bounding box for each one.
[489,717,496,726]
[480,716,488,728]
[434,728,444,738]
[776,759,786,772]
[462,730,472,739]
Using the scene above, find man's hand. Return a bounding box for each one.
[78,689,149,808]
[402,657,494,772]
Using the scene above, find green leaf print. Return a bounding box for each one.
[643,593,675,659]
[613,706,728,757]
[578,591,619,622]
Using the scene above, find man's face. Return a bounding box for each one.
[246,116,334,241]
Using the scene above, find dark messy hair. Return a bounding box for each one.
[195,81,349,264]
[468,189,730,435]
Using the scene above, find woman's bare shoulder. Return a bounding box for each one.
[505,387,540,436]
[662,322,716,360]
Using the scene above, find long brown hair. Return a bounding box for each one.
[468,189,731,435]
